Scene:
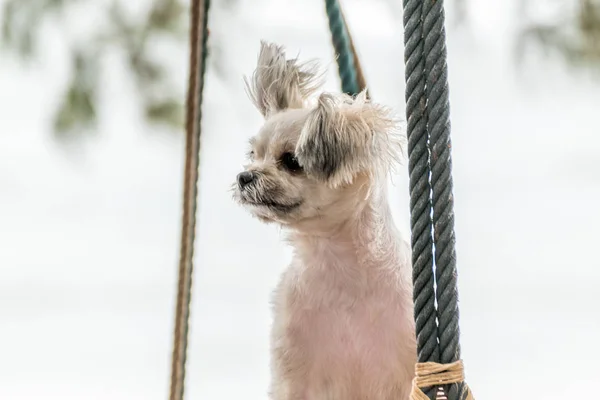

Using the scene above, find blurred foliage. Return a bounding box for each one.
[1,0,188,139]
[518,0,600,69]
[53,48,99,136]
[450,0,600,70]
[1,0,599,140]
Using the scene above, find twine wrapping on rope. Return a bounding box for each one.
[410,361,474,400]
[168,0,210,399]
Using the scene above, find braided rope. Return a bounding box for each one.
[403,0,472,399]
[324,0,363,96]
[402,0,439,397]
[421,1,464,398]
[168,0,210,399]
[342,8,368,96]
[339,4,369,97]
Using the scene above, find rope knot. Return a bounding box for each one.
[410,360,474,400]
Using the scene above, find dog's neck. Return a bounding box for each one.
[285,185,402,272]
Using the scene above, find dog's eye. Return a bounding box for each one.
[280,152,302,172]
[247,150,255,160]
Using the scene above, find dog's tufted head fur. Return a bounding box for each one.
[233,41,405,229]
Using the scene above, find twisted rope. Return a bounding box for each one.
[421,1,465,398]
[402,0,439,396]
[345,14,368,96]
[169,0,210,399]
[403,0,472,399]
[324,0,365,96]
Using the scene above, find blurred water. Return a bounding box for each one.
[1,0,599,399]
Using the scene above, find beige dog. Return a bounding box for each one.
[233,41,417,400]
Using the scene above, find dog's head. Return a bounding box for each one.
[232,41,404,228]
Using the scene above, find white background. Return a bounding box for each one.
[1,0,599,399]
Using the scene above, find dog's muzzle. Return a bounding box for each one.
[237,171,256,189]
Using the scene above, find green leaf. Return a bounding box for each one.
[145,98,183,129]
[53,49,99,138]
[148,0,185,33]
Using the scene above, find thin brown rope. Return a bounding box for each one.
[410,361,474,400]
[169,0,209,399]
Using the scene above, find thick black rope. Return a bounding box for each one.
[422,1,465,398]
[403,0,468,399]
[402,0,439,397]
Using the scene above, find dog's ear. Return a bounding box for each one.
[245,41,323,117]
[295,91,404,187]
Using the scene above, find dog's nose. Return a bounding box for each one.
[237,171,255,189]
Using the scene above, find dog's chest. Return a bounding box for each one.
[279,261,414,385]
[295,295,400,360]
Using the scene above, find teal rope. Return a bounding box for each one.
[324,0,360,96]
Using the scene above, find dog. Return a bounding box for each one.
[232,41,417,400]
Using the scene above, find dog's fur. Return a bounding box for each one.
[233,41,417,400]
